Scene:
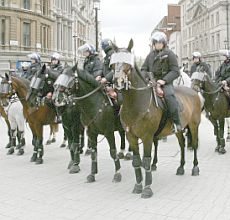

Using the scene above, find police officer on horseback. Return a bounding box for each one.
[26,53,41,81]
[215,50,230,88]
[141,31,182,132]
[190,51,212,78]
[78,43,103,80]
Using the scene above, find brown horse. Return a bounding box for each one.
[112,40,202,198]
[0,74,56,164]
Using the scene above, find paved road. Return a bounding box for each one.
[0,115,230,220]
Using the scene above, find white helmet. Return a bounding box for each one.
[51,52,61,61]
[192,51,202,58]
[219,49,230,58]
[151,31,167,45]
[78,43,96,54]
[21,62,30,69]
[28,53,41,63]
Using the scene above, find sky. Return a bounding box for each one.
[99,0,179,58]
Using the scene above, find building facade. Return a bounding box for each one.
[179,0,230,74]
[0,0,99,72]
[151,4,182,64]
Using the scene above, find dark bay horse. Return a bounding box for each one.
[0,74,56,164]
[52,65,125,182]
[27,64,84,173]
[111,40,202,198]
[191,71,229,154]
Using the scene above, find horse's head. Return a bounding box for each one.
[52,64,77,107]
[191,71,208,92]
[111,39,135,90]
[0,73,14,106]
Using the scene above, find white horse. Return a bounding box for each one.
[5,94,26,155]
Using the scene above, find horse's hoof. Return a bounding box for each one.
[192,166,199,176]
[51,138,56,143]
[35,158,43,164]
[69,164,80,174]
[151,164,157,171]
[7,148,14,155]
[124,152,133,160]
[118,151,124,159]
[132,183,143,194]
[218,147,226,154]
[60,143,66,148]
[176,166,185,175]
[46,140,52,145]
[226,136,230,142]
[87,174,95,183]
[141,187,153,199]
[67,160,74,169]
[17,149,24,156]
[30,154,37,162]
[5,143,11,148]
[85,148,92,156]
[113,173,121,183]
[215,146,220,152]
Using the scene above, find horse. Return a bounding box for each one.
[27,64,84,173]
[111,39,202,198]
[52,65,125,182]
[191,71,229,154]
[0,73,56,164]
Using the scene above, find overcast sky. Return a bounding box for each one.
[100,0,179,58]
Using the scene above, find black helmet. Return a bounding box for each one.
[101,39,113,52]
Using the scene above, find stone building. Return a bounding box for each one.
[0,0,99,72]
[179,0,230,75]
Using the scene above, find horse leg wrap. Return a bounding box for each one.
[142,157,152,186]
[132,155,143,184]
[91,149,98,174]
[110,149,121,171]
[36,139,43,157]
[17,131,25,148]
[220,138,225,147]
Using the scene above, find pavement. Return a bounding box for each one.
[0,114,230,220]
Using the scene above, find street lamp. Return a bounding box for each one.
[73,34,77,64]
[93,0,100,52]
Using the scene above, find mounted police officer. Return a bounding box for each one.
[190,51,212,78]
[215,50,230,88]
[26,53,41,81]
[78,43,103,80]
[141,31,182,132]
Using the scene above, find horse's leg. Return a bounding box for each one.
[15,111,26,155]
[69,119,81,174]
[188,124,200,176]
[86,132,98,183]
[117,128,125,159]
[151,138,158,171]
[79,123,84,154]
[52,123,58,143]
[209,117,220,152]
[2,111,11,148]
[141,137,154,198]
[218,118,226,154]
[46,124,53,145]
[175,132,186,175]
[35,125,44,164]
[106,131,122,183]
[7,111,17,155]
[226,118,230,142]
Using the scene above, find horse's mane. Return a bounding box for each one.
[11,75,30,90]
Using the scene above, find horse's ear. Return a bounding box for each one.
[41,64,46,73]
[72,62,78,72]
[127,39,134,52]
[5,73,9,80]
[112,43,119,52]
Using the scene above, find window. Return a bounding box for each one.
[211,14,214,27]
[23,22,30,46]
[216,12,219,25]
[1,0,4,6]
[0,18,5,44]
[211,35,215,50]
[217,33,220,49]
[41,24,49,51]
[41,0,48,15]
[23,0,30,9]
